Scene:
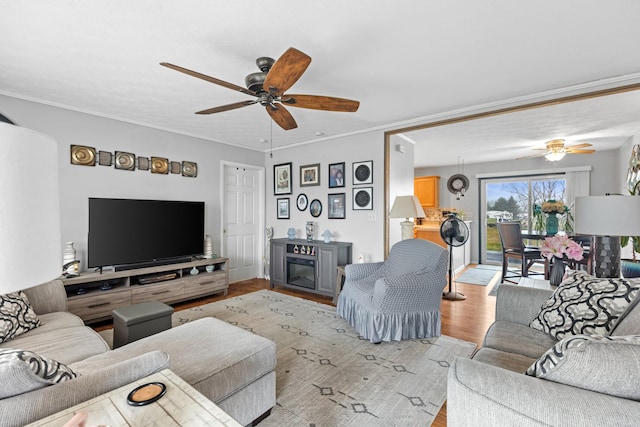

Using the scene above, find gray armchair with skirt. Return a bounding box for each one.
[336,238,448,342]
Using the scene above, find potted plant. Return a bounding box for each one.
[621,181,640,278]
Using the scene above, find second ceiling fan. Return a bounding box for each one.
[160,47,360,130]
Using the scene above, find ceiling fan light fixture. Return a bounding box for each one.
[545,151,566,161]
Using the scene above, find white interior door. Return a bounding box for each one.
[222,163,264,283]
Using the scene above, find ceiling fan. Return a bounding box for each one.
[518,139,595,161]
[160,47,360,130]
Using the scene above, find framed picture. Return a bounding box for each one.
[296,193,308,211]
[353,160,373,185]
[328,162,345,188]
[300,163,320,187]
[310,199,322,218]
[274,162,292,195]
[353,187,373,210]
[277,198,290,219]
[328,193,346,219]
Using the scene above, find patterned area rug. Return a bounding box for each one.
[100,290,476,426]
[455,264,502,286]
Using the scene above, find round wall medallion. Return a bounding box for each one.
[115,151,135,170]
[355,164,370,182]
[151,157,169,174]
[182,161,198,177]
[70,145,96,166]
[355,190,370,207]
[447,174,469,194]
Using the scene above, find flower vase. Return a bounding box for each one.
[546,214,559,235]
[306,221,314,242]
[549,258,565,286]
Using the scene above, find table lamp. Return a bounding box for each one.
[0,122,61,294]
[389,195,426,240]
[574,195,640,278]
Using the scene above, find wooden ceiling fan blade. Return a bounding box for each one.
[566,149,596,154]
[160,62,257,96]
[266,104,298,130]
[282,94,360,112]
[263,48,311,96]
[516,152,545,160]
[565,143,593,149]
[195,100,257,115]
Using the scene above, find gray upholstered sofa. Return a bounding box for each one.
[0,279,276,427]
[447,282,640,426]
[337,238,448,342]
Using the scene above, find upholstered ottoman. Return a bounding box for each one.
[112,301,173,348]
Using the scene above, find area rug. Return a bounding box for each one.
[455,264,501,286]
[99,290,476,426]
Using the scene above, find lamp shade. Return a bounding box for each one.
[574,195,640,236]
[389,195,426,219]
[0,123,61,293]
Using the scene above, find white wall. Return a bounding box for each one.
[265,130,386,263]
[388,134,416,248]
[1,95,264,271]
[415,150,620,264]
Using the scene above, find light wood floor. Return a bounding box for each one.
[93,267,496,427]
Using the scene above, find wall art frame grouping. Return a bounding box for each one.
[69,145,197,177]
[300,163,320,187]
[328,193,346,219]
[328,162,345,188]
[274,162,292,195]
[353,160,373,185]
[277,198,290,219]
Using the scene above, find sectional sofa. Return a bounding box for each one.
[0,279,276,427]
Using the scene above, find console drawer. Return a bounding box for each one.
[68,290,131,323]
[183,272,227,299]
[131,281,183,305]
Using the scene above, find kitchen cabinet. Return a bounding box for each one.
[414,176,440,209]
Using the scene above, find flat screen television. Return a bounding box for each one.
[88,198,205,270]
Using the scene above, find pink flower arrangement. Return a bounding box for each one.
[540,234,584,261]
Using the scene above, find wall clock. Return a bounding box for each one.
[447,174,469,195]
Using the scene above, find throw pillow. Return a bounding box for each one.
[0,291,42,344]
[526,334,640,401]
[529,272,640,340]
[0,348,77,399]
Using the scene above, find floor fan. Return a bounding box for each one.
[440,214,469,301]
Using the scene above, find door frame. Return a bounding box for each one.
[220,161,266,279]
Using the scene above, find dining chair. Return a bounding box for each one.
[497,222,546,283]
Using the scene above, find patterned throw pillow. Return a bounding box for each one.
[529,272,640,340]
[526,334,640,401]
[0,291,42,343]
[0,348,77,399]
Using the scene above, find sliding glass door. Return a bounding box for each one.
[480,174,566,264]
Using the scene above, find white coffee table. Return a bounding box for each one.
[518,277,554,290]
[26,369,241,427]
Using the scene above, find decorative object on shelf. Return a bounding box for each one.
[151,157,169,174]
[274,162,292,195]
[277,198,290,219]
[300,163,320,187]
[62,242,79,277]
[203,235,213,258]
[352,160,373,185]
[328,162,345,188]
[310,199,322,217]
[310,246,315,256]
[301,245,306,254]
[575,195,640,278]
[389,195,426,240]
[205,265,214,273]
[190,267,199,275]
[98,150,113,166]
[306,221,315,241]
[328,193,346,219]
[322,229,333,243]
[2,123,61,294]
[293,244,299,254]
[287,227,296,240]
[353,187,373,210]
[540,234,584,285]
[296,193,308,211]
[115,151,135,171]
[70,145,96,166]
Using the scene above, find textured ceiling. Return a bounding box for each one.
[2,1,640,165]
